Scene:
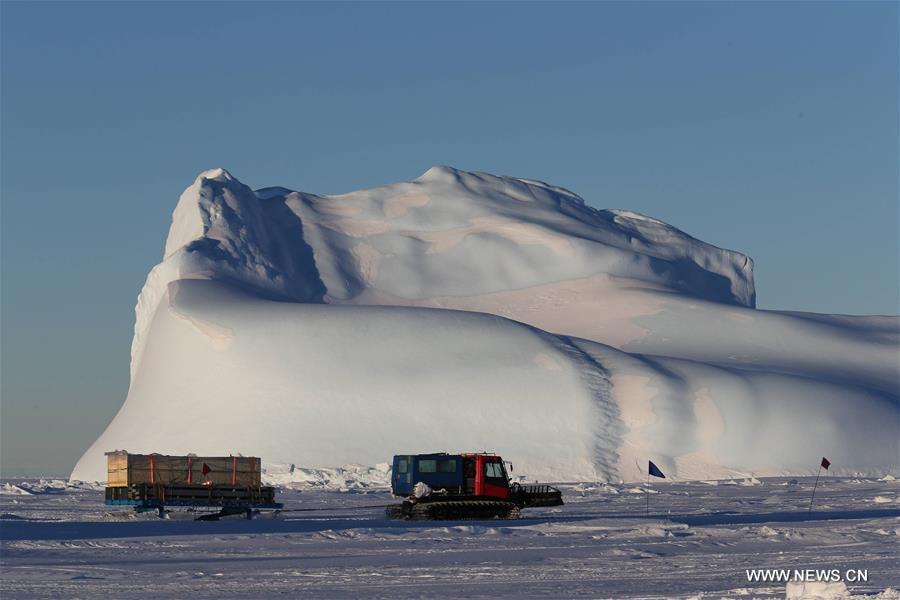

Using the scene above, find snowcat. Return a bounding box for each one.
[387,452,563,520]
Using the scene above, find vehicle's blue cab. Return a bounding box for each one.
[391,453,463,496]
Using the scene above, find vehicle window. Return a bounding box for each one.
[397,459,408,474]
[485,462,504,479]
[437,459,456,473]
[418,459,436,473]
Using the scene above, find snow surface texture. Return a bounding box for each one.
[70,167,899,483]
[3,478,900,598]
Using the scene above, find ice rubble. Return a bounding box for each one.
[0,484,32,496]
[70,167,899,483]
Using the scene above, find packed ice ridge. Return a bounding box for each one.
[70,167,899,483]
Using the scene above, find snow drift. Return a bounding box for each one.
[70,167,899,483]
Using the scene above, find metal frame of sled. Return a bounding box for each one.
[105,483,283,519]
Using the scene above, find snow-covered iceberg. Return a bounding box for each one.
[70,167,899,483]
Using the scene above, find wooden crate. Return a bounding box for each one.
[105,451,261,487]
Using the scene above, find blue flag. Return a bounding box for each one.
[648,460,665,479]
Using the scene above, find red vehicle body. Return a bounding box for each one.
[466,453,510,499]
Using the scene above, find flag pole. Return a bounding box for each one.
[646,469,650,516]
[808,465,822,514]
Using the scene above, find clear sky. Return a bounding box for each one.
[2,1,897,476]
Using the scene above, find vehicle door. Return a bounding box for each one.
[392,456,412,494]
[477,457,510,499]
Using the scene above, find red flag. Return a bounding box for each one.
[821,457,831,470]
[202,463,211,476]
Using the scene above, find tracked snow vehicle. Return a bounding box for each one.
[387,453,563,520]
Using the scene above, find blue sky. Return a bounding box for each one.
[2,1,897,476]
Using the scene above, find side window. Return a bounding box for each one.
[484,462,504,479]
[437,460,457,473]
[397,459,408,474]
[418,459,437,473]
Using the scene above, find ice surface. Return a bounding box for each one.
[70,168,899,483]
[2,477,899,598]
[785,581,849,599]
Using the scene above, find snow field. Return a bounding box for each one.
[3,477,899,598]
